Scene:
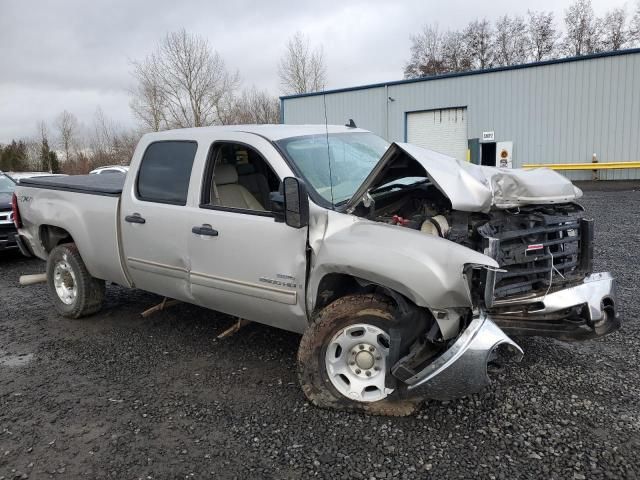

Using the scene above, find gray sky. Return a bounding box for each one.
[0,0,626,142]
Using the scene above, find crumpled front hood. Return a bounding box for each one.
[345,142,582,213]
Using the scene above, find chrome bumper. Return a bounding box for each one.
[489,272,620,340]
[0,224,18,251]
[392,272,619,401]
[397,313,523,401]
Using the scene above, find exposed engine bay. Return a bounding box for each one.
[355,181,592,303]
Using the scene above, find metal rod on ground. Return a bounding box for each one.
[19,273,47,286]
[141,298,181,318]
[217,318,251,339]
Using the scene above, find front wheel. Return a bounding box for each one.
[46,243,105,319]
[297,294,422,416]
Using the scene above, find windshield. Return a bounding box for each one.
[277,132,389,205]
[0,174,16,194]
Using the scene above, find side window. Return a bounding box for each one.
[137,141,198,205]
[201,142,280,213]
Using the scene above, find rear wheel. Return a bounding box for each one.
[297,294,422,416]
[46,243,105,318]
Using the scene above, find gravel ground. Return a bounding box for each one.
[1,188,639,480]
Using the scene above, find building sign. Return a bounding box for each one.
[482,131,495,141]
[496,141,513,168]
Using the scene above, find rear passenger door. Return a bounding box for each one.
[120,140,198,302]
[187,134,309,333]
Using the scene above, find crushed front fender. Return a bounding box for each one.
[392,313,523,401]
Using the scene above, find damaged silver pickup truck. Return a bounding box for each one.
[12,125,620,415]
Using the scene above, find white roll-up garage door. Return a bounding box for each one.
[406,108,467,161]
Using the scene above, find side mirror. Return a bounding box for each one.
[271,177,309,228]
[283,177,310,228]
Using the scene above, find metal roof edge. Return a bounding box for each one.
[279,48,640,101]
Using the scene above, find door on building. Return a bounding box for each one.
[480,142,496,166]
[406,107,467,161]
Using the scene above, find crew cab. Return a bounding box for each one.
[13,125,620,415]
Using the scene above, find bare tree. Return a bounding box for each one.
[130,29,240,129]
[527,11,560,61]
[441,31,472,72]
[493,15,529,66]
[23,138,41,171]
[463,19,494,69]
[89,108,138,167]
[36,120,53,172]
[55,110,78,163]
[601,7,629,51]
[405,26,476,77]
[130,56,167,132]
[563,0,602,55]
[278,32,327,95]
[89,107,116,165]
[37,121,48,147]
[404,25,449,78]
[221,87,280,125]
[404,25,445,78]
[632,1,640,44]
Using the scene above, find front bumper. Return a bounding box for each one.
[489,272,620,341]
[391,272,619,401]
[0,224,18,251]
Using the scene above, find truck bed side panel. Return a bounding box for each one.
[17,186,130,287]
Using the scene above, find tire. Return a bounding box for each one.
[46,243,105,319]
[297,294,423,416]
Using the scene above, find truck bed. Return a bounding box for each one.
[19,174,124,197]
[16,175,128,286]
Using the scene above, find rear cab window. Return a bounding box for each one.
[136,141,198,205]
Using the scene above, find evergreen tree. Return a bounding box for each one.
[49,150,60,173]
[40,138,52,171]
[0,140,28,172]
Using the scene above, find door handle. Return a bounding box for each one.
[125,214,146,224]
[192,225,219,236]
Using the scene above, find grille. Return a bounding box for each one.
[0,223,17,244]
[0,210,12,224]
[479,205,592,300]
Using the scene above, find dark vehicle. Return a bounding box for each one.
[0,172,17,251]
